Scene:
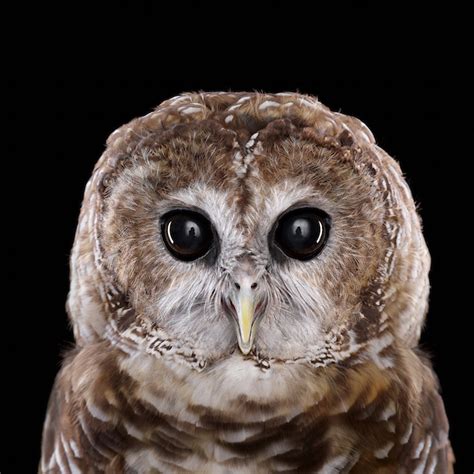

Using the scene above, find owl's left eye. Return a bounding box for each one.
[270,207,331,261]
[161,210,214,261]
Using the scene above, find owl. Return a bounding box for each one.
[40,92,453,473]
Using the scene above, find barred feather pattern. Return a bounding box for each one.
[40,92,453,473]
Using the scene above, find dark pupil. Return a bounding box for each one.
[274,209,329,260]
[163,212,213,260]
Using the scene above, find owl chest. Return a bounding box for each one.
[116,387,365,474]
[115,356,360,472]
[122,418,333,474]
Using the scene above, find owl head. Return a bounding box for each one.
[67,92,430,370]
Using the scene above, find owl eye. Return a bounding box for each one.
[161,210,214,261]
[271,207,331,261]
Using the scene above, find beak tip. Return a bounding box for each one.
[237,340,253,355]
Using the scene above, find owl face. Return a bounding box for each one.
[100,126,390,364]
[71,92,429,368]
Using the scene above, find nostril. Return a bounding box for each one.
[250,282,258,290]
[234,282,241,290]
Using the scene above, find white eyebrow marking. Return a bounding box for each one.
[374,441,394,459]
[259,100,280,110]
[400,422,413,444]
[237,96,251,103]
[378,400,396,421]
[413,439,425,458]
[180,106,202,115]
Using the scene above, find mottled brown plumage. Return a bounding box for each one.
[40,92,453,473]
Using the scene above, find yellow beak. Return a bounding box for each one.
[234,290,256,354]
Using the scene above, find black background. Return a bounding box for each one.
[4,4,468,473]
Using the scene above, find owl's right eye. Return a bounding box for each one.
[161,210,214,261]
